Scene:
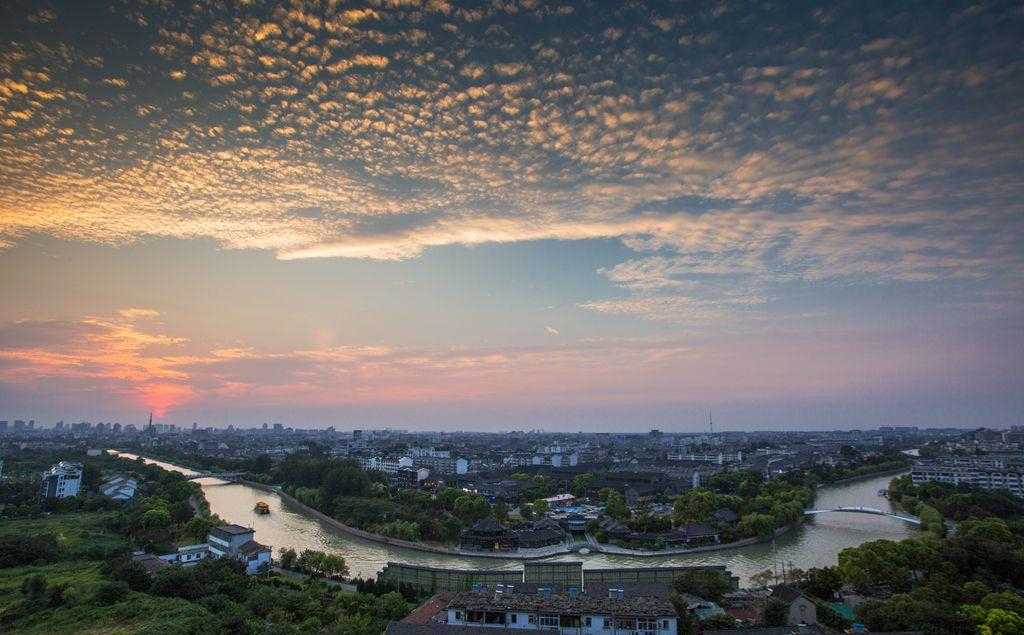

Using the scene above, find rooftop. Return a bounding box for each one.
[446,588,676,618]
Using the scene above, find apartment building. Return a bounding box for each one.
[911,460,1024,498]
[40,461,83,499]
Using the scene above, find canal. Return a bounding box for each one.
[114,453,913,584]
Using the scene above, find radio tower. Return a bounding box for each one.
[708,409,714,435]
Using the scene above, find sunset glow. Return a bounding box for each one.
[1,0,1021,430]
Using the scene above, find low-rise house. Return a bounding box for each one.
[207,524,272,574]
[460,518,515,551]
[711,508,739,524]
[771,585,818,626]
[40,461,83,500]
[100,475,139,502]
[159,544,211,566]
[513,518,568,549]
[542,493,576,509]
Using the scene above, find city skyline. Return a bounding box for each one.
[1,0,1022,431]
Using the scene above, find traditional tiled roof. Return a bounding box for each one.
[445,588,676,618]
[386,624,507,635]
[237,539,270,555]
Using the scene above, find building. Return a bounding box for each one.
[667,451,744,464]
[441,584,679,634]
[207,524,272,574]
[101,475,139,502]
[40,461,83,499]
[159,544,212,567]
[771,585,818,626]
[911,460,1024,497]
[542,493,576,509]
[361,455,414,475]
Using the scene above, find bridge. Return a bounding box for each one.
[804,506,921,525]
[183,471,246,482]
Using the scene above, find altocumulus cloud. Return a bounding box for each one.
[0,0,1021,322]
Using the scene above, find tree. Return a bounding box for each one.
[670,592,698,635]
[453,494,488,522]
[674,489,718,524]
[251,454,273,474]
[572,473,595,497]
[95,581,130,605]
[738,512,774,538]
[968,608,1024,635]
[492,501,508,523]
[801,567,843,600]
[837,539,919,594]
[279,547,298,570]
[140,508,172,531]
[672,569,734,602]
[320,553,349,579]
[603,490,630,521]
[532,498,549,515]
[763,598,789,627]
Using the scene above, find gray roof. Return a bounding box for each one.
[446,588,675,618]
[386,624,509,635]
[212,524,253,536]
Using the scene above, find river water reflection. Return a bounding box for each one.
[114,453,912,584]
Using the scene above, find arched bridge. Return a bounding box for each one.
[183,471,246,482]
[804,506,921,525]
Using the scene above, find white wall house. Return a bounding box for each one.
[207,524,272,574]
[40,461,83,499]
[159,544,212,567]
[445,587,678,635]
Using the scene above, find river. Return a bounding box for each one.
[114,453,912,585]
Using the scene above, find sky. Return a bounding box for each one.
[0,0,1022,432]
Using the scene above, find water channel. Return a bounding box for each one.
[114,453,913,584]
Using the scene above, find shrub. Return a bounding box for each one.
[96,580,131,605]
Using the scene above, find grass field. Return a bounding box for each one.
[0,511,128,560]
[0,559,209,634]
[0,514,214,634]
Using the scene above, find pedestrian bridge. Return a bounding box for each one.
[804,506,921,525]
[183,471,246,482]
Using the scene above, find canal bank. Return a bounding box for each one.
[111,452,913,584]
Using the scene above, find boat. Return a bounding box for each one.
[254,501,270,514]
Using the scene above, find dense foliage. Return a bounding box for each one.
[0,451,415,634]
[274,450,490,544]
[835,476,1024,635]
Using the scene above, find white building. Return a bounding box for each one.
[40,461,83,499]
[912,461,1024,498]
[444,586,678,634]
[542,493,577,509]
[207,524,272,574]
[667,451,743,465]
[361,456,414,474]
[531,451,579,468]
[159,544,212,567]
